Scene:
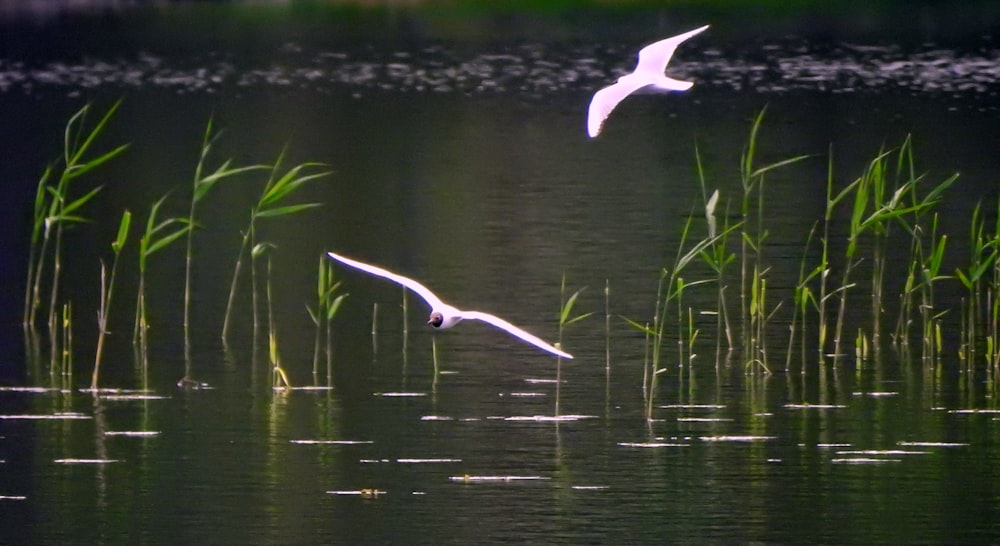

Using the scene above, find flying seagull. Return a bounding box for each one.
[587,25,709,138]
[327,251,573,359]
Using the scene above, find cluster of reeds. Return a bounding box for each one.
[629,108,993,421]
[554,274,592,416]
[23,101,130,378]
[21,103,1000,414]
[23,103,332,391]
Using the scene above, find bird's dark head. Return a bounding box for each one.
[428,311,444,328]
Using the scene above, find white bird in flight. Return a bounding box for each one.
[587,25,709,138]
[327,251,573,359]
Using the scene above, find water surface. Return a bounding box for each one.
[3,3,1000,543]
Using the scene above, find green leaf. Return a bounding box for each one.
[252,242,277,258]
[60,185,104,218]
[194,163,269,203]
[260,168,330,208]
[326,293,348,320]
[749,154,812,180]
[67,99,123,167]
[621,316,656,336]
[254,202,322,219]
[65,143,130,180]
[564,311,594,326]
[112,210,131,254]
[560,287,586,325]
[145,225,190,258]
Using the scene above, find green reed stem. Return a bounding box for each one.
[556,273,592,416]
[183,117,268,361]
[23,167,53,331]
[91,210,131,390]
[308,255,347,382]
[221,151,328,343]
[133,194,191,366]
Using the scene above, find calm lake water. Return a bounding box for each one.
[3,3,1000,543]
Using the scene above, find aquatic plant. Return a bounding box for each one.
[695,143,738,362]
[736,108,808,364]
[182,117,268,360]
[555,274,592,416]
[91,210,131,391]
[625,214,722,420]
[955,202,994,364]
[307,254,348,383]
[785,222,821,373]
[22,166,52,333]
[22,102,128,370]
[134,194,191,363]
[221,151,328,343]
[254,244,291,389]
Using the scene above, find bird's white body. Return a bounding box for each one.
[327,251,572,359]
[587,25,709,138]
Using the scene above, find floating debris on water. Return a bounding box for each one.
[0,387,57,393]
[784,404,847,409]
[100,394,169,401]
[504,415,596,422]
[571,485,610,490]
[0,413,91,420]
[948,409,1000,414]
[396,458,462,464]
[836,449,929,456]
[104,431,160,437]
[524,378,560,384]
[503,392,546,397]
[817,443,853,448]
[421,415,454,421]
[84,388,155,394]
[176,379,212,389]
[701,435,776,442]
[360,459,391,464]
[897,441,969,447]
[832,458,902,464]
[327,489,385,497]
[852,391,899,397]
[54,458,120,464]
[449,475,549,483]
[290,439,373,445]
[374,392,427,397]
[0,495,26,500]
[659,404,727,409]
[617,442,690,448]
[677,417,733,422]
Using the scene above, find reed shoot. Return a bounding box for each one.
[134,194,191,363]
[555,274,592,416]
[91,210,131,390]
[182,117,268,360]
[221,152,328,343]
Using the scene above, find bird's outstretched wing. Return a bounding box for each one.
[459,310,573,359]
[634,25,710,75]
[327,251,444,310]
[587,77,654,137]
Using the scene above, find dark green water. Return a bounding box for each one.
[2,3,1000,543]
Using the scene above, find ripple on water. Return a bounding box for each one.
[1,41,996,103]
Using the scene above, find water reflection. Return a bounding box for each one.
[1,40,998,104]
[4,4,1000,544]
